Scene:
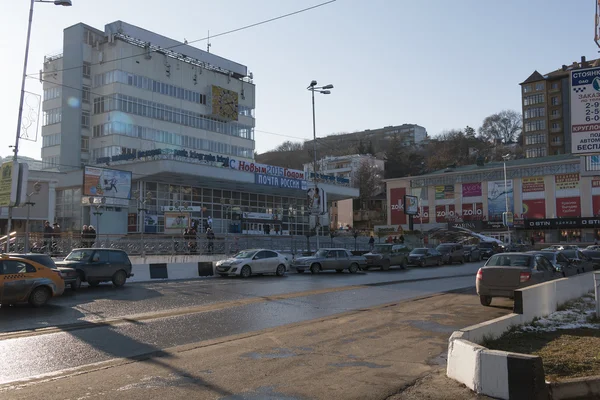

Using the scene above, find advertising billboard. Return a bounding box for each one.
[461,182,482,198]
[522,199,546,219]
[413,206,429,224]
[522,177,545,193]
[461,203,483,220]
[435,204,455,223]
[83,166,132,199]
[307,185,327,216]
[556,197,581,218]
[390,188,406,225]
[0,161,18,207]
[404,195,419,215]
[164,212,190,233]
[487,180,513,221]
[555,173,580,191]
[570,66,600,154]
[434,185,454,200]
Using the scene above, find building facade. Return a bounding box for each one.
[39,21,357,236]
[386,154,599,244]
[520,56,600,159]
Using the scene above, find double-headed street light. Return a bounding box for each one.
[307,80,334,249]
[6,0,72,251]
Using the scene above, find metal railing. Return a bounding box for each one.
[2,233,375,258]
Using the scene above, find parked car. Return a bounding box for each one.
[363,244,410,270]
[505,244,530,253]
[436,243,464,265]
[560,249,595,273]
[215,249,289,278]
[292,248,367,274]
[585,245,600,251]
[407,248,443,267]
[0,254,65,307]
[8,253,81,291]
[56,249,133,287]
[582,248,600,270]
[463,245,482,263]
[542,244,580,251]
[527,251,580,277]
[476,252,560,306]
[478,241,502,259]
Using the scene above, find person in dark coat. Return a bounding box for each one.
[206,228,215,254]
[43,221,54,253]
[81,225,90,248]
[88,225,97,246]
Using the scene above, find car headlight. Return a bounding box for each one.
[231,260,243,265]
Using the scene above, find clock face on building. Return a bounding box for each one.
[211,85,239,121]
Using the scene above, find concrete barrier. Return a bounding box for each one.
[447,272,596,400]
[128,260,216,283]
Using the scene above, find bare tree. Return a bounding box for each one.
[273,141,304,152]
[353,159,383,210]
[478,110,522,144]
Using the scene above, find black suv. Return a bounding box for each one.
[436,243,464,265]
[56,249,134,287]
[479,241,502,259]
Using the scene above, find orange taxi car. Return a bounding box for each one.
[0,254,65,307]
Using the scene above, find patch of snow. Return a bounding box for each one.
[518,294,599,333]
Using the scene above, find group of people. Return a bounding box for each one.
[81,225,97,247]
[183,219,216,254]
[42,221,61,253]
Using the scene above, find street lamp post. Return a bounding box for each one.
[23,181,42,253]
[307,80,334,250]
[6,0,72,252]
[89,196,105,246]
[133,190,152,257]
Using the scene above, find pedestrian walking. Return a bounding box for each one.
[368,235,375,251]
[43,221,53,254]
[88,225,97,247]
[51,222,61,255]
[206,228,215,254]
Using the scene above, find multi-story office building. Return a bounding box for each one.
[520,56,600,158]
[39,21,356,235]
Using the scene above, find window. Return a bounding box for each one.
[82,62,91,79]
[93,250,109,263]
[525,134,546,145]
[82,85,90,103]
[81,111,90,129]
[109,251,129,264]
[526,147,547,158]
[81,136,89,152]
[42,133,61,147]
[1,260,36,274]
[525,119,546,132]
[551,82,559,90]
[42,156,60,169]
[523,85,532,93]
[551,122,561,130]
[551,136,563,145]
[551,96,560,106]
[43,87,61,101]
[524,107,545,119]
[523,94,544,106]
[43,108,62,125]
[535,82,545,91]
[551,109,560,118]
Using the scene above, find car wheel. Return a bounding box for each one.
[419,260,426,268]
[296,269,304,274]
[88,280,100,287]
[29,286,51,308]
[240,265,252,278]
[459,257,464,264]
[310,263,320,274]
[381,259,391,271]
[112,270,127,287]
[71,276,82,291]
[437,259,443,267]
[275,264,286,277]
[479,295,492,307]
[401,259,407,270]
[348,263,359,274]
[335,269,344,273]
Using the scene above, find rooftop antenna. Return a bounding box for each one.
[207,30,211,53]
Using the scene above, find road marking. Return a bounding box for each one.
[0,273,475,341]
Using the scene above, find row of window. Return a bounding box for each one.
[522,81,560,94]
[42,156,60,169]
[92,146,136,160]
[42,133,61,148]
[93,69,207,105]
[43,87,61,101]
[43,108,62,126]
[525,119,546,132]
[523,94,544,106]
[525,147,547,158]
[92,121,253,158]
[525,133,546,145]
[524,107,545,119]
[93,94,254,140]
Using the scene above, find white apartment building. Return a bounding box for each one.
[303,154,385,185]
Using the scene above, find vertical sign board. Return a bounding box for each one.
[390,188,406,225]
[0,161,20,207]
[570,66,600,154]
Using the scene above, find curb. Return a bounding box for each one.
[548,375,600,400]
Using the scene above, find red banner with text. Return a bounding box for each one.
[435,204,455,223]
[593,196,600,217]
[556,197,581,218]
[390,188,407,225]
[413,206,429,224]
[461,203,484,220]
[522,199,546,219]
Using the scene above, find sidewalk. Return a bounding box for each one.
[0,288,511,400]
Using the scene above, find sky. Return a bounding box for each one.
[0,0,597,161]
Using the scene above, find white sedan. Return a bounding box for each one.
[215,249,290,278]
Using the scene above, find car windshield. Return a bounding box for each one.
[65,250,91,261]
[479,242,494,248]
[486,254,531,267]
[561,250,576,259]
[234,251,257,259]
[411,249,428,255]
[373,245,392,253]
[436,245,452,252]
[315,249,330,257]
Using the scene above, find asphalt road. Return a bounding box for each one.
[0,261,487,386]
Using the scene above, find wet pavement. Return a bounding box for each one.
[0,261,486,385]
